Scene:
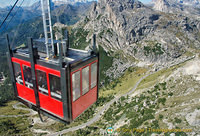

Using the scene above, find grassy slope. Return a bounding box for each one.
[0,58,198,135]
[63,59,197,136]
[0,101,32,136]
[0,101,29,115]
[30,66,148,133]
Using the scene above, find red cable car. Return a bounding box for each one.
[6,0,99,123]
[7,0,99,122]
[6,34,99,123]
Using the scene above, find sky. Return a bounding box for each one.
[0,0,152,8]
[0,0,38,8]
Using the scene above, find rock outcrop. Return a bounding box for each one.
[153,0,170,12]
[82,0,200,61]
[152,0,200,15]
[71,0,200,79]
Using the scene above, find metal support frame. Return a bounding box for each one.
[97,52,100,99]
[6,34,18,97]
[66,65,72,122]
[28,38,43,122]
[60,67,69,121]
[58,42,72,122]
[92,33,99,99]
[92,34,97,53]
[58,42,68,121]
[41,0,54,58]
[65,30,70,56]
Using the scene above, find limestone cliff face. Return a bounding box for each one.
[74,0,200,66]
[175,0,200,7]
[152,0,200,15]
[153,0,170,12]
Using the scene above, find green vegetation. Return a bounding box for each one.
[184,51,194,57]
[144,43,164,56]
[30,65,147,133]
[71,57,199,135]
[74,95,114,123]
[174,117,182,124]
[159,114,164,120]
[84,16,90,23]
[100,67,147,97]
[0,53,9,76]
[1,58,198,135]
[99,30,105,38]
[133,48,137,55]
[137,62,185,90]
[144,46,151,56]
[0,117,32,135]
[0,101,29,115]
[97,14,102,20]
[69,27,90,50]
[93,82,168,135]
[0,78,15,105]
[106,28,113,36]
[33,121,67,132]
[0,39,16,105]
[98,46,113,85]
[158,97,166,105]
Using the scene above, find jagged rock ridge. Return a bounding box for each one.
[78,0,200,65]
[153,0,170,12]
[152,0,200,15]
[52,0,96,5]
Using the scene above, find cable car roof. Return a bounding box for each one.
[15,45,93,65]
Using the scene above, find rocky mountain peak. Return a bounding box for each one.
[152,0,200,14]
[52,0,95,5]
[153,0,170,12]
[99,0,144,9]
[176,0,200,7]
[77,0,200,67]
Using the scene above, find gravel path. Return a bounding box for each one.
[0,103,37,118]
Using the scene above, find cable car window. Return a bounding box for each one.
[82,66,89,95]
[23,65,33,89]
[72,71,80,101]
[91,62,97,89]
[49,74,61,100]
[36,70,48,95]
[13,62,23,85]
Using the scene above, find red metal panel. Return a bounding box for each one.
[35,64,63,118]
[12,57,63,118]
[39,92,63,117]
[71,60,98,120]
[16,83,36,104]
[12,57,36,104]
[12,57,31,67]
[80,67,82,96]
[20,64,26,86]
[72,86,97,120]
[35,64,60,76]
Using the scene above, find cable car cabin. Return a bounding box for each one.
[6,35,99,123]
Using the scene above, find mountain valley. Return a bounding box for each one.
[0,0,200,135]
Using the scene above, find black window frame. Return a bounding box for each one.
[90,62,97,89]
[82,66,90,95]
[22,65,33,89]
[72,70,81,102]
[13,62,23,85]
[49,73,62,101]
[36,69,49,95]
